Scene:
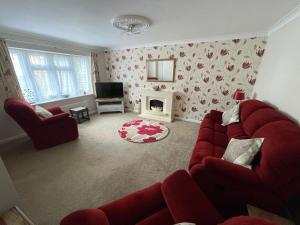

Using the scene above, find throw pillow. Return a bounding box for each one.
[222,138,264,169]
[222,104,240,126]
[35,105,53,118]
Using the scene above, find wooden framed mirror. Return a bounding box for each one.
[146,58,175,82]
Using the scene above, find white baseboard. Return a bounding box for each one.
[126,109,201,124]
[175,117,202,124]
[0,133,27,145]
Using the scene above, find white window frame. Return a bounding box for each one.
[9,47,93,104]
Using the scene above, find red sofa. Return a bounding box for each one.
[189,99,300,218]
[61,170,276,225]
[4,97,78,150]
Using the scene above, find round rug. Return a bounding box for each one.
[118,119,169,143]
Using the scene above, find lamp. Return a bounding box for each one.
[233,90,245,104]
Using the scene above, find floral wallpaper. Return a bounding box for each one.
[0,39,23,103]
[104,37,267,122]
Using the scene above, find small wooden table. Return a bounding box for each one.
[247,204,295,225]
[69,106,90,123]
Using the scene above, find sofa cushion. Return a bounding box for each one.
[60,209,110,225]
[35,105,53,118]
[252,121,300,199]
[222,104,240,126]
[242,108,293,137]
[222,138,264,169]
[136,208,174,225]
[99,183,166,225]
[227,123,249,140]
[162,170,224,225]
[189,111,228,169]
[239,100,272,123]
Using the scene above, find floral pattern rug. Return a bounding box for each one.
[118,119,169,143]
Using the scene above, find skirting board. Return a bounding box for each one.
[0,133,27,145]
[175,117,202,124]
[130,109,201,124]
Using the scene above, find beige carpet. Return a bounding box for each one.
[0,113,199,225]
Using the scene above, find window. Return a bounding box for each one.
[9,48,92,104]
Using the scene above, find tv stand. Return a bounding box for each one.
[96,97,124,114]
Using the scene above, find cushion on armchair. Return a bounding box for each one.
[34,105,53,118]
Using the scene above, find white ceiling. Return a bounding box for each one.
[0,0,299,49]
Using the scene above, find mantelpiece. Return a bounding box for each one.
[140,90,174,122]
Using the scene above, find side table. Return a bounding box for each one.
[69,106,90,123]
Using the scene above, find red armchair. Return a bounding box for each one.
[60,170,277,225]
[189,99,300,218]
[4,97,78,150]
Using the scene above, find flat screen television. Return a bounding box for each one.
[95,82,123,99]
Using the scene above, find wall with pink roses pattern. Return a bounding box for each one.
[104,37,266,122]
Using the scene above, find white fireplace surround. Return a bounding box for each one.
[140,90,174,122]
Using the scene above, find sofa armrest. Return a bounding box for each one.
[46,105,65,115]
[99,183,166,225]
[162,170,224,225]
[209,110,223,123]
[60,209,110,225]
[41,113,71,124]
[190,157,262,188]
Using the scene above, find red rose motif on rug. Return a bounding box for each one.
[123,119,143,127]
[118,120,169,143]
[143,137,157,143]
[137,125,163,135]
[118,130,127,138]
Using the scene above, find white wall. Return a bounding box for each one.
[253,14,300,123]
[0,157,18,214]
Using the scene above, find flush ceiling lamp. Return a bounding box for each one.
[111,15,151,35]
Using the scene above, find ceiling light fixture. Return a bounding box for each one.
[111,15,151,35]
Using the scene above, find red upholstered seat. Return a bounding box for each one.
[189,113,228,169]
[4,97,78,149]
[189,99,300,218]
[136,208,174,225]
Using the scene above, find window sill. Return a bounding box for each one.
[31,94,94,106]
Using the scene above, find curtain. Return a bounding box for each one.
[9,48,92,104]
[91,52,100,96]
[0,39,23,103]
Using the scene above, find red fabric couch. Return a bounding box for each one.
[4,97,78,150]
[61,170,275,225]
[189,99,300,217]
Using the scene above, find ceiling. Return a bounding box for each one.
[0,0,299,49]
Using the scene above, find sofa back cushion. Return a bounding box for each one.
[239,100,300,199]
[4,97,41,135]
[252,121,300,199]
[239,100,294,137]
